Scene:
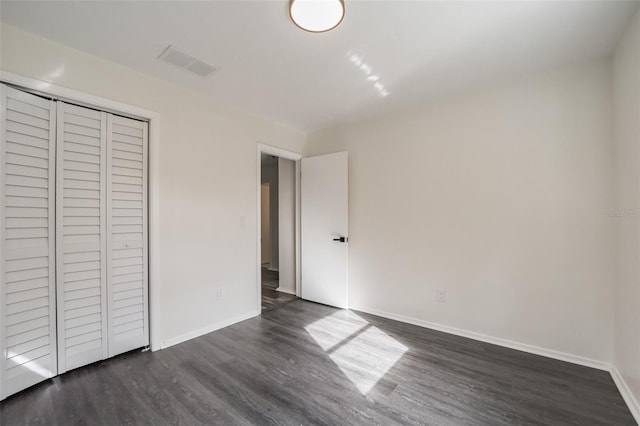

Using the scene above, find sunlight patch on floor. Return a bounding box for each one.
[305,311,408,394]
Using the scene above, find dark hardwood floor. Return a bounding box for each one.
[0,299,634,425]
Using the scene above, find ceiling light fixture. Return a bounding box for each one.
[289,0,345,33]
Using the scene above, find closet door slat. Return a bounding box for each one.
[1,85,58,400]
[56,102,108,373]
[106,115,149,357]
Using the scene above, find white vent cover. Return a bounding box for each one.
[158,45,216,77]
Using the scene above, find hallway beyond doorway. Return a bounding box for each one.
[261,266,297,311]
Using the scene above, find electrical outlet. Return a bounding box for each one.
[436,288,447,303]
[216,287,225,301]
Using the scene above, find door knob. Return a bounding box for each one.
[332,237,348,243]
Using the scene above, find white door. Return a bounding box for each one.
[301,151,348,309]
[106,114,149,357]
[0,85,58,399]
[56,102,109,373]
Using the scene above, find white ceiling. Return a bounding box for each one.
[1,1,638,131]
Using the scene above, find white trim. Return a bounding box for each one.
[0,71,153,120]
[256,143,302,313]
[0,70,162,352]
[276,288,297,296]
[611,365,640,424]
[160,310,260,350]
[148,109,161,352]
[294,160,301,298]
[349,304,611,371]
[258,144,303,162]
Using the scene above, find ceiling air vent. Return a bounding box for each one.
[157,45,216,78]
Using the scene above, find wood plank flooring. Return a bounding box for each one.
[261,286,297,312]
[261,267,297,311]
[261,266,279,290]
[0,299,635,425]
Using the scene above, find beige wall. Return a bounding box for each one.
[306,60,615,363]
[0,24,305,347]
[261,155,279,270]
[613,9,640,414]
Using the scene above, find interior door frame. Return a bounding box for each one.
[0,70,162,351]
[256,143,302,312]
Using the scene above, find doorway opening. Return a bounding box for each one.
[258,146,301,312]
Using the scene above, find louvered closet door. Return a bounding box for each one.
[106,114,149,356]
[0,85,57,400]
[56,102,108,373]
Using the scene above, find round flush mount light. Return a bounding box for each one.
[289,0,345,33]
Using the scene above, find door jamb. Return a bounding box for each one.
[256,143,302,313]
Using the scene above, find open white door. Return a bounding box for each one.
[301,152,348,309]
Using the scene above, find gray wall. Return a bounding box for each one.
[261,154,279,270]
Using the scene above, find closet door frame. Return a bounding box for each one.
[0,71,161,354]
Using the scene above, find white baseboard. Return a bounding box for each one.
[160,310,260,350]
[611,365,640,424]
[268,267,279,272]
[349,304,610,371]
[276,287,296,295]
